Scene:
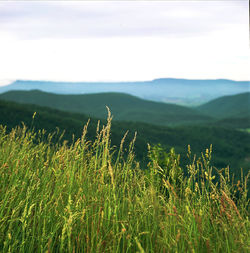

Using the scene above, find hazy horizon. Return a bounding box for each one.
[1,76,250,88]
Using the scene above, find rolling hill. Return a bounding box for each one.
[0,99,249,173]
[0,90,213,126]
[197,92,250,118]
[0,78,249,105]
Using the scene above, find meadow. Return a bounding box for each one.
[0,112,249,252]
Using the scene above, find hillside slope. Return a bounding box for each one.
[0,99,249,172]
[197,92,250,118]
[0,90,213,126]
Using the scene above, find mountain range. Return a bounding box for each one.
[0,90,212,126]
[0,81,249,174]
[0,78,249,105]
[0,90,249,128]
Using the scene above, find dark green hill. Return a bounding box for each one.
[0,90,213,126]
[197,92,250,118]
[209,117,250,129]
[0,99,249,175]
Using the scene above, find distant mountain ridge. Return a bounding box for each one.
[0,78,249,105]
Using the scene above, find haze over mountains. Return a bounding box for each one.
[0,78,249,106]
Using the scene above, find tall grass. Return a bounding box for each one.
[0,113,249,252]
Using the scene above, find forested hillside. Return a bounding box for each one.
[0,90,212,126]
[1,99,249,174]
[197,92,250,118]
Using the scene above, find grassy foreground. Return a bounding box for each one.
[0,114,249,252]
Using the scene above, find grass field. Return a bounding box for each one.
[0,114,249,252]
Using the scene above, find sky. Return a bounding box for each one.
[0,0,249,86]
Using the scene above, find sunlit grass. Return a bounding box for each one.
[0,113,249,252]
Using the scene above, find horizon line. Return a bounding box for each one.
[1,77,249,87]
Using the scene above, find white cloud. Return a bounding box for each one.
[0,1,247,39]
[0,0,249,84]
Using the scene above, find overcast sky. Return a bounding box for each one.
[0,0,249,86]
